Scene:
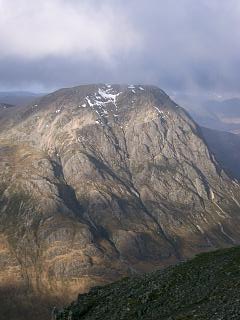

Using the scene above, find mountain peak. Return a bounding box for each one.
[0,84,240,319]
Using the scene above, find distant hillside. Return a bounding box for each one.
[181,97,240,134]
[206,98,240,119]
[0,91,45,106]
[56,246,240,320]
[0,102,15,109]
[201,127,240,180]
[198,99,240,133]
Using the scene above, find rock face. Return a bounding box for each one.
[0,84,240,317]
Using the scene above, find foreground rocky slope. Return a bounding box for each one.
[0,84,240,318]
[56,246,240,320]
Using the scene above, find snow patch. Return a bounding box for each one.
[86,96,94,108]
[153,106,169,120]
[209,189,215,201]
[98,88,120,104]
[153,106,163,114]
[85,86,122,126]
[130,187,140,198]
[196,225,204,234]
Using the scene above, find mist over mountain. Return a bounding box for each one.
[1,1,240,95]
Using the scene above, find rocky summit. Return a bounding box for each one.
[0,84,240,319]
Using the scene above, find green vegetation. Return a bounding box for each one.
[56,246,240,319]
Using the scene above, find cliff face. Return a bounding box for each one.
[0,84,240,313]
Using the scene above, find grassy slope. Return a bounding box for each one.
[56,246,240,320]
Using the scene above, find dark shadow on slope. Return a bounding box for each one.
[0,285,61,320]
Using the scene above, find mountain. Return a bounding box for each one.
[55,246,240,320]
[0,84,240,319]
[201,127,240,181]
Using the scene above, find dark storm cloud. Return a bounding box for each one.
[0,0,240,93]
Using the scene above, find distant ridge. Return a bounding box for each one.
[0,91,45,106]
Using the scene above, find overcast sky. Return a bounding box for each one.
[0,0,240,94]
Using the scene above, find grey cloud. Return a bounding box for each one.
[0,0,240,94]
